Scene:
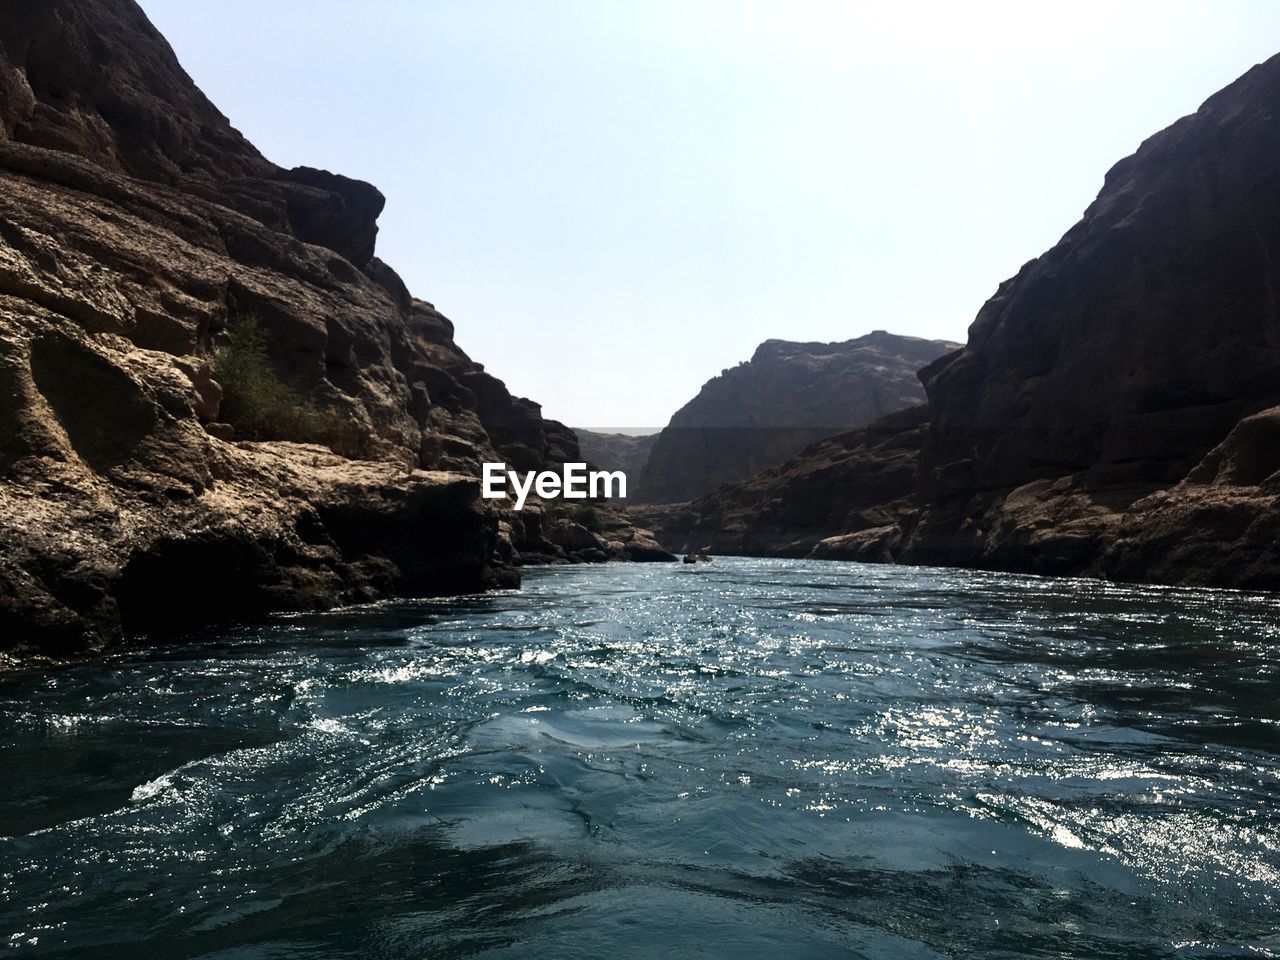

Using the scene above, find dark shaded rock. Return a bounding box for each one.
[636,405,927,559]
[661,53,1280,592]
[0,0,396,274]
[620,535,678,563]
[399,298,579,473]
[29,330,158,471]
[274,166,385,269]
[505,499,677,565]
[637,332,959,503]
[901,51,1280,586]
[1099,407,1280,590]
[544,517,606,553]
[0,0,270,185]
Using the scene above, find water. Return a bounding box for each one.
[2,558,1279,959]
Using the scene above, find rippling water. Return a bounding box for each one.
[3,558,1280,958]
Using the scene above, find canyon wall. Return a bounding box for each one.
[906,51,1280,586]
[0,0,591,661]
[653,53,1280,590]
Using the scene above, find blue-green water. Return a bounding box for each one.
[2,558,1279,958]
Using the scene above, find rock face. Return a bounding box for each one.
[636,332,959,503]
[904,51,1280,587]
[635,405,927,559]
[657,53,1280,592]
[574,430,658,484]
[0,0,591,662]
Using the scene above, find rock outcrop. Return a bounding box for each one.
[656,52,1280,592]
[636,332,959,503]
[0,0,615,663]
[510,502,674,566]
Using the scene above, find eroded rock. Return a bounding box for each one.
[0,0,579,661]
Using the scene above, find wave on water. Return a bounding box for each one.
[2,558,1278,958]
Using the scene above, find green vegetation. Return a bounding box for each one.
[541,498,605,533]
[569,503,604,533]
[212,314,336,444]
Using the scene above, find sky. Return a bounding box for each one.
[142,1,1280,432]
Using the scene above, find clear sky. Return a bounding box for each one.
[141,1,1280,431]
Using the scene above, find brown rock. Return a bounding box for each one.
[902,52,1280,587]
[544,518,607,554]
[0,0,574,661]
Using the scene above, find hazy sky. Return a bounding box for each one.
[142,1,1280,431]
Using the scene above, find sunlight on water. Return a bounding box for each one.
[1,559,1278,958]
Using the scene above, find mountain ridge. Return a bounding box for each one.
[636,330,960,502]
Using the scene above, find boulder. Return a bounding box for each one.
[544,518,606,553]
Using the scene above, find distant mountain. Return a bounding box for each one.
[634,405,928,557]
[635,331,960,503]
[575,430,658,484]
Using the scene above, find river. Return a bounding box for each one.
[2,558,1277,957]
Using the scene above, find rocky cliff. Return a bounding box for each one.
[636,332,959,503]
[904,53,1280,587]
[0,0,627,663]
[652,52,1280,591]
